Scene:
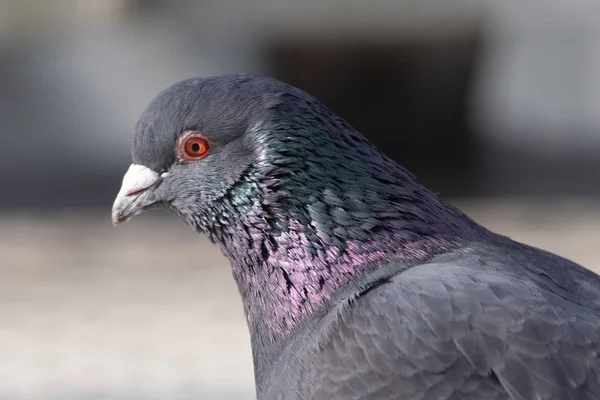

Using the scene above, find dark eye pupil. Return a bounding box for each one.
[191,143,200,153]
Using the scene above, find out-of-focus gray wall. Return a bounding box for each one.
[1,0,599,209]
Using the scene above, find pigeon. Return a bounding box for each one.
[112,74,600,400]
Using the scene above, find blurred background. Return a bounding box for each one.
[0,0,599,398]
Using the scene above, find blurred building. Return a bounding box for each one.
[0,0,598,208]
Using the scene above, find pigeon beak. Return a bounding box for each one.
[111,164,160,226]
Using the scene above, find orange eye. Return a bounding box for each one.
[185,137,208,157]
[177,131,210,161]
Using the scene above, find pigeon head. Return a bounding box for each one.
[112,74,481,343]
[112,74,281,230]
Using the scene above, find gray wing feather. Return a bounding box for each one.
[310,262,600,400]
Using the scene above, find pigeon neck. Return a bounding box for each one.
[210,164,481,351]
[196,116,483,364]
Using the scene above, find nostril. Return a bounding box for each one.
[118,164,160,197]
[125,187,146,196]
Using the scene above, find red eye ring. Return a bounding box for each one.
[177,131,210,161]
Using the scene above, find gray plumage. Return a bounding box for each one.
[111,74,600,400]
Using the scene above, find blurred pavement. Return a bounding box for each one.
[0,199,598,399]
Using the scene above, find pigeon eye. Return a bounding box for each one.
[186,139,207,156]
[177,132,210,161]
